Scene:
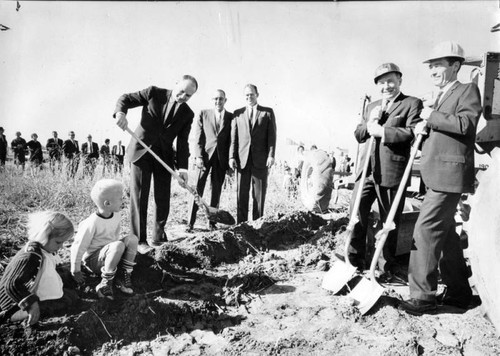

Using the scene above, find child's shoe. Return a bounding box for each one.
[115,271,134,295]
[96,267,116,300]
[96,279,115,300]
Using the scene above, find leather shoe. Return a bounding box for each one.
[185,225,194,233]
[150,232,169,247]
[399,298,437,315]
[137,242,154,255]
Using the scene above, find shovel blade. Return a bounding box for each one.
[348,277,384,315]
[321,260,357,294]
[206,207,236,225]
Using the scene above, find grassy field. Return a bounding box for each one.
[0,160,305,262]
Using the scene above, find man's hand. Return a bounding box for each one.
[420,107,434,120]
[195,157,205,170]
[414,120,429,136]
[72,271,85,285]
[266,157,275,168]
[178,171,189,188]
[367,122,384,138]
[115,112,128,130]
[229,158,237,170]
[26,301,40,326]
[421,92,435,108]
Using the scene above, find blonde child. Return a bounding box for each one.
[0,211,76,325]
[70,179,138,300]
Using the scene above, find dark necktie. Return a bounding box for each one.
[249,107,254,129]
[165,101,177,125]
[433,91,443,109]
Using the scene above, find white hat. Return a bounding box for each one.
[423,41,465,63]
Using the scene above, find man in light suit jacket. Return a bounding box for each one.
[81,134,100,177]
[350,63,422,275]
[229,84,277,223]
[187,89,233,231]
[401,42,482,314]
[114,75,198,254]
[112,140,126,174]
[62,131,80,178]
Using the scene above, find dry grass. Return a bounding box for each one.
[0,162,305,261]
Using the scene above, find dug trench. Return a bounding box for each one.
[0,211,348,355]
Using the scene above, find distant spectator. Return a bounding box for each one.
[0,127,7,169]
[46,131,63,173]
[62,131,80,179]
[330,152,337,171]
[112,140,125,174]
[294,145,305,179]
[100,138,112,175]
[0,211,77,325]
[310,144,318,150]
[81,134,99,178]
[26,133,44,173]
[11,131,26,171]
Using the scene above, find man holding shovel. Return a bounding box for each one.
[349,63,422,278]
[114,75,198,254]
[400,41,482,314]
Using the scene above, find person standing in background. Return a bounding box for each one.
[229,84,277,223]
[187,89,233,231]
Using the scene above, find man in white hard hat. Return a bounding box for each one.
[400,41,482,314]
[349,63,422,277]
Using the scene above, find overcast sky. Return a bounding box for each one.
[0,1,498,160]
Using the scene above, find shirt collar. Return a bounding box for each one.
[439,80,458,97]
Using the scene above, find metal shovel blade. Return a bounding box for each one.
[348,277,384,315]
[321,259,357,293]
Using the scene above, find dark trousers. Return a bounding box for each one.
[408,189,472,302]
[349,176,406,271]
[236,156,268,224]
[130,147,172,244]
[187,154,226,227]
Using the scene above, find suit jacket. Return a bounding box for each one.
[81,142,100,159]
[230,105,277,170]
[194,109,233,170]
[420,82,482,193]
[114,86,194,168]
[63,139,79,159]
[112,145,125,157]
[355,93,422,188]
[0,134,7,155]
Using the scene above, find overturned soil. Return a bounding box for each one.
[1,210,499,355]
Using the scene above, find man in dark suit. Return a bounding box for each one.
[63,131,80,178]
[114,75,198,254]
[0,127,7,169]
[112,140,125,174]
[229,84,277,224]
[401,41,482,314]
[46,131,63,172]
[81,134,99,177]
[11,131,27,171]
[187,89,233,231]
[349,63,422,276]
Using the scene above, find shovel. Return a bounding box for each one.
[124,127,236,226]
[348,133,423,314]
[321,134,377,293]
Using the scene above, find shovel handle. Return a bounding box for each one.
[367,133,424,279]
[124,126,208,208]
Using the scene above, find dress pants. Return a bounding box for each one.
[130,146,172,244]
[349,176,406,271]
[236,155,268,224]
[187,153,226,226]
[408,189,472,303]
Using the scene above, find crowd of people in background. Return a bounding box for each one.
[0,127,126,178]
